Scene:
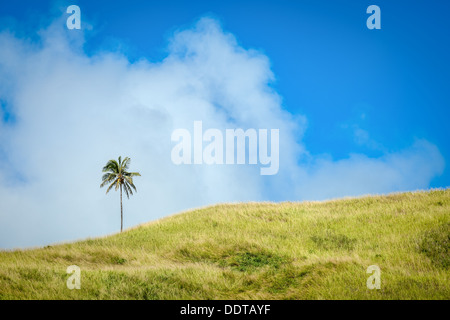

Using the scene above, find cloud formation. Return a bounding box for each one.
[0,16,444,249]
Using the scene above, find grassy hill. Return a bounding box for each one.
[0,189,449,300]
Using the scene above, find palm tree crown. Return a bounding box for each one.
[100,156,141,232]
[100,156,141,198]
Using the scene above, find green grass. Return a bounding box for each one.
[0,189,449,299]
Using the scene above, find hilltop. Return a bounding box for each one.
[0,189,449,299]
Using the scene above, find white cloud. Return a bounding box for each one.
[295,139,444,200]
[0,17,445,249]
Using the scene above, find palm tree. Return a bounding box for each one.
[100,156,141,232]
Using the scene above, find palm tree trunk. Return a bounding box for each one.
[120,184,123,232]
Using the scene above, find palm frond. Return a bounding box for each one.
[101,172,116,182]
[123,182,130,199]
[102,159,119,173]
[106,178,118,194]
[124,176,137,192]
[122,157,131,171]
[124,171,141,177]
[100,179,111,188]
[100,173,117,188]
[127,182,135,197]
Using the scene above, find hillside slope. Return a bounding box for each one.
[0,189,449,299]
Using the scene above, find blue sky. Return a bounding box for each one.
[3,0,448,185]
[0,0,449,248]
